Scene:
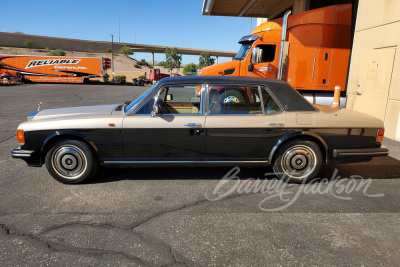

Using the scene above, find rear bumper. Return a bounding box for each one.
[333,146,389,158]
[11,147,42,167]
[329,146,389,164]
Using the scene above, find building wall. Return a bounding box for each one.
[346,0,400,140]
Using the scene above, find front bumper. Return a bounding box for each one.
[11,147,42,166]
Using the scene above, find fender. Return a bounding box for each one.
[268,130,329,163]
[41,130,99,155]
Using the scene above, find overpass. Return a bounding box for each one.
[0,32,237,64]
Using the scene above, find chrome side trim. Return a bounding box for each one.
[103,160,269,164]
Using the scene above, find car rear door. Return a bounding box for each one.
[204,84,288,162]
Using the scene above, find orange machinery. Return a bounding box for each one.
[198,4,352,106]
[0,55,111,83]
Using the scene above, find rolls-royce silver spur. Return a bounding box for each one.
[11,76,388,184]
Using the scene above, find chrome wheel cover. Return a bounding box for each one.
[224,96,240,103]
[281,145,317,179]
[51,145,87,179]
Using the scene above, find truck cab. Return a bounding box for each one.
[198,4,352,105]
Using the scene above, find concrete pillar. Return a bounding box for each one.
[151,53,155,66]
[216,56,219,64]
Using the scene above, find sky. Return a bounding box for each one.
[0,0,256,64]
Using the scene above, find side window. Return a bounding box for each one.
[261,87,282,114]
[257,45,276,63]
[162,86,201,114]
[137,85,202,115]
[208,85,262,115]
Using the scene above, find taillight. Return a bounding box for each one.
[17,130,25,144]
[377,128,384,142]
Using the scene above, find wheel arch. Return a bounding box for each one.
[41,130,99,162]
[268,131,328,164]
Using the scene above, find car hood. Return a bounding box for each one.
[31,104,120,121]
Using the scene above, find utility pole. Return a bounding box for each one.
[110,34,115,83]
[135,32,136,59]
[118,0,120,42]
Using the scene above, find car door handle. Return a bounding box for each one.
[266,123,284,126]
[184,123,202,127]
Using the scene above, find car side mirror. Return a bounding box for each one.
[151,90,163,118]
[151,105,159,118]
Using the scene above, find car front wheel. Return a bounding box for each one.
[272,140,322,183]
[45,139,98,184]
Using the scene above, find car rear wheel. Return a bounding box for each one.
[272,140,322,183]
[45,139,98,184]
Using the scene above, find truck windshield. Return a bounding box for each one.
[235,43,253,60]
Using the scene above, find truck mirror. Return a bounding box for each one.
[250,47,258,64]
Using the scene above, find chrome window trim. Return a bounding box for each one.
[202,82,208,116]
[259,85,285,114]
[258,85,266,114]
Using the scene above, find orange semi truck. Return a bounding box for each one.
[198,4,352,106]
[0,55,111,83]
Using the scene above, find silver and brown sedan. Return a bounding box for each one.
[11,76,388,184]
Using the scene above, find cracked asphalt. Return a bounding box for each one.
[1,83,400,266]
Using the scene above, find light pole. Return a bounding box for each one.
[118,0,120,42]
[110,34,115,83]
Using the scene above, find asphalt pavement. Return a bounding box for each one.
[1,83,400,266]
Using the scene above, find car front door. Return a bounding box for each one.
[122,84,206,161]
[205,84,288,162]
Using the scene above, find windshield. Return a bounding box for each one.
[124,84,157,113]
[235,43,253,60]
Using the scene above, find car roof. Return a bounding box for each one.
[158,76,317,112]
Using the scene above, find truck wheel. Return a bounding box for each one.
[138,80,144,86]
[45,139,98,184]
[272,140,322,183]
[223,90,245,103]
